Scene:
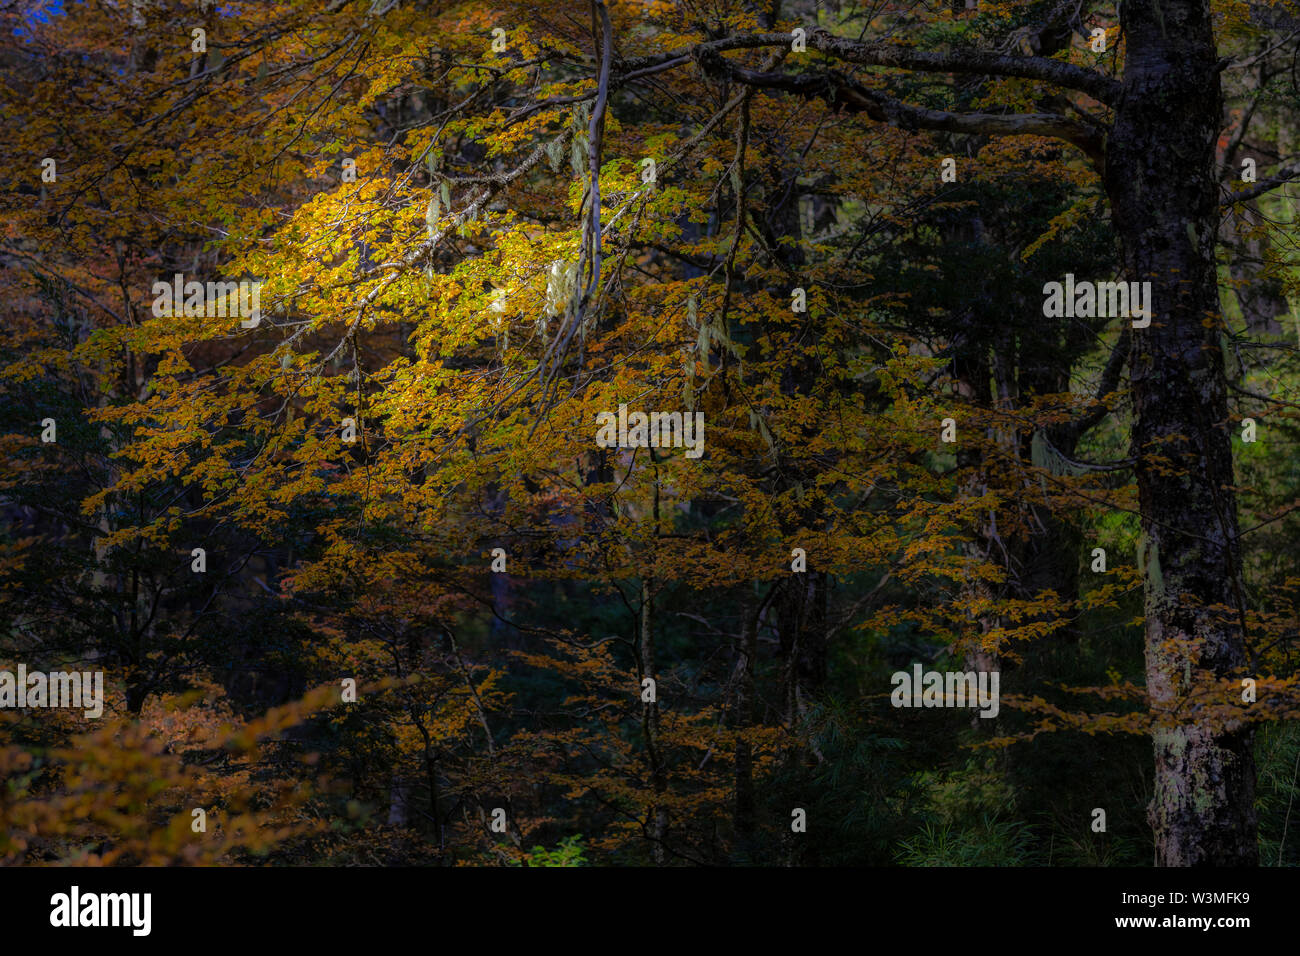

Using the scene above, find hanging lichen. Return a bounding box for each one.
[544,259,578,318]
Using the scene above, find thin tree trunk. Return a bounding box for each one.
[1223,198,1289,338]
[640,573,668,864]
[731,596,762,860]
[641,450,668,863]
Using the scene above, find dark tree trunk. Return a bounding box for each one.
[1104,0,1258,866]
[776,571,828,727]
[731,599,758,860]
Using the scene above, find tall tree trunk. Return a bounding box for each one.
[641,452,668,863]
[951,295,1004,689]
[731,598,758,860]
[640,573,668,864]
[777,572,828,730]
[1105,0,1258,865]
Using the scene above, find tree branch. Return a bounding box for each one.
[622,29,1120,105]
[694,52,1106,165]
[1059,327,1130,446]
[804,27,1120,105]
[1222,161,1300,205]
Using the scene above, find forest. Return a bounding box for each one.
[2,0,1300,869]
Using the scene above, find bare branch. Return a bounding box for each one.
[1222,161,1300,205]
[621,28,1120,104]
[694,52,1105,164]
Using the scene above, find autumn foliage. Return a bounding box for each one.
[3,0,1300,867]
